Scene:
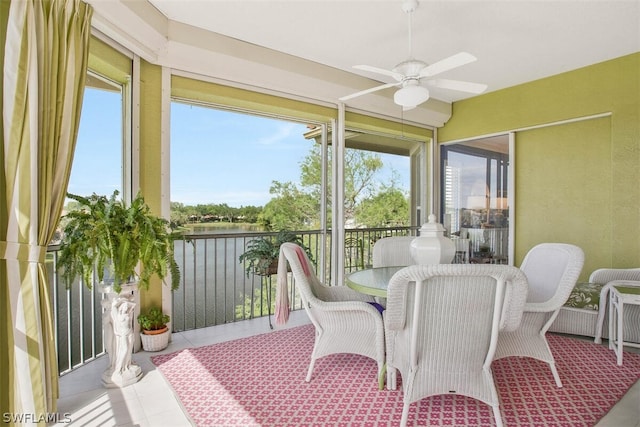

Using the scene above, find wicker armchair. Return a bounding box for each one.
[384,264,529,427]
[494,243,585,388]
[277,242,385,384]
[372,236,414,267]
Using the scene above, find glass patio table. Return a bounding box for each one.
[346,265,406,390]
[345,266,406,297]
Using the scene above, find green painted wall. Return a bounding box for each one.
[138,60,163,309]
[439,53,639,279]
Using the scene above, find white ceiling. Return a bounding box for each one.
[87,0,639,124]
[147,0,639,102]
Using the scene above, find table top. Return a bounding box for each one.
[345,266,406,297]
[612,284,640,304]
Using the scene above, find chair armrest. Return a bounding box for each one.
[608,280,640,288]
[317,285,376,303]
[309,297,383,318]
[523,302,555,313]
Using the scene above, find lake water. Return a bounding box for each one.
[183,223,264,235]
[172,226,273,331]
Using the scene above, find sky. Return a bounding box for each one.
[69,88,123,198]
[69,88,410,208]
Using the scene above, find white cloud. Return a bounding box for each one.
[256,123,299,146]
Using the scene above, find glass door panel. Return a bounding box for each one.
[440,135,509,264]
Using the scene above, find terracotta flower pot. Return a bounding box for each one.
[143,326,168,335]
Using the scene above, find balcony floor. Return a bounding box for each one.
[54,311,639,427]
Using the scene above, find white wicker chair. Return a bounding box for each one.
[277,242,385,384]
[384,264,529,427]
[494,243,585,388]
[372,236,414,267]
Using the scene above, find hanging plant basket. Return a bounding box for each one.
[252,258,293,276]
[253,259,282,276]
[239,231,312,277]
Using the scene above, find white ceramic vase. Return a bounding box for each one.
[410,214,456,265]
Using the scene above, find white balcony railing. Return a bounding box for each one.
[47,227,415,375]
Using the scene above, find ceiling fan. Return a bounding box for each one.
[339,0,487,110]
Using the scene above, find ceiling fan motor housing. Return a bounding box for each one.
[393,59,428,79]
[401,0,419,14]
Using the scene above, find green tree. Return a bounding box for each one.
[298,145,384,223]
[169,201,190,227]
[170,143,407,230]
[235,283,273,320]
[238,205,262,223]
[215,203,236,222]
[355,186,410,227]
[259,181,317,230]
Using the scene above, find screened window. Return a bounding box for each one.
[169,102,317,231]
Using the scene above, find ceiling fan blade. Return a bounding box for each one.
[419,52,477,78]
[339,82,400,102]
[426,78,488,94]
[353,65,404,81]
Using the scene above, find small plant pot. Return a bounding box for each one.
[140,326,170,352]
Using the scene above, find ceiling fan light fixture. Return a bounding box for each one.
[394,85,429,108]
[340,0,485,105]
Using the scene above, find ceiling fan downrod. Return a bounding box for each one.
[403,0,419,60]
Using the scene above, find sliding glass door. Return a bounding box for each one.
[440,135,510,264]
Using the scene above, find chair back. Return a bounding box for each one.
[372,236,414,267]
[519,243,584,308]
[279,242,323,303]
[385,264,528,406]
[344,236,365,271]
[589,267,640,284]
[278,242,347,323]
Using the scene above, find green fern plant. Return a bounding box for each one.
[238,230,313,276]
[58,191,181,293]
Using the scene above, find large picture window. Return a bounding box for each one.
[68,72,124,199]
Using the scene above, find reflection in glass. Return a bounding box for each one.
[441,136,509,264]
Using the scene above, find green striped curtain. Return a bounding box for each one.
[1,0,92,423]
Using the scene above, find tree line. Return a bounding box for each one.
[171,146,409,230]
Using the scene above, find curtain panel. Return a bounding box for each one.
[1,0,92,424]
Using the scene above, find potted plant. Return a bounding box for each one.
[58,190,181,386]
[239,230,313,276]
[137,307,171,351]
[58,190,181,293]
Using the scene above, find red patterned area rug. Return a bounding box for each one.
[151,324,640,426]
